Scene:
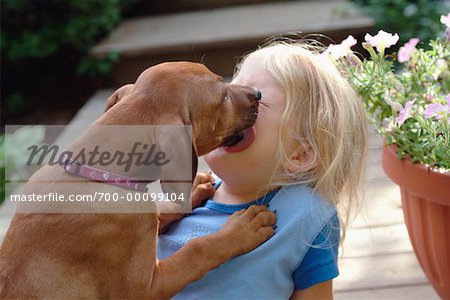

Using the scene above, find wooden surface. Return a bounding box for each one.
[92,0,373,57]
[0,90,439,299]
[334,137,439,299]
[91,0,374,83]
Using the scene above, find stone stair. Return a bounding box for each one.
[92,0,373,85]
[128,0,298,16]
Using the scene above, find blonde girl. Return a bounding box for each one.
[158,41,368,299]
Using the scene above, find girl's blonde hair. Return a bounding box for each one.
[235,40,368,234]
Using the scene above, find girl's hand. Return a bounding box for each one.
[191,171,215,208]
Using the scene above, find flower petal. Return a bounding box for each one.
[365,30,399,52]
[441,13,450,28]
[424,103,445,119]
[325,35,357,59]
[385,97,403,112]
[395,99,415,126]
[398,38,420,63]
[342,35,357,48]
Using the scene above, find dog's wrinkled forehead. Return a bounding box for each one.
[153,62,221,82]
[134,62,223,96]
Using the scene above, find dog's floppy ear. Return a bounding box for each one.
[191,143,198,183]
[158,124,198,212]
[105,84,134,112]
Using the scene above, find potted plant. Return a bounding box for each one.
[325,14,450,298]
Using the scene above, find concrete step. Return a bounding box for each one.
[129,0,293,16]
[92,0,373,85]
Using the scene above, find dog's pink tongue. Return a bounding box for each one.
[224,126,256,153]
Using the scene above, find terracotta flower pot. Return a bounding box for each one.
[382,144,450,299]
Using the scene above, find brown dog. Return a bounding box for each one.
[0,62,276,299]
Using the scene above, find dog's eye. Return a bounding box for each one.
[223,91,229,102]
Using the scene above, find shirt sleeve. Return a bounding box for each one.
[293,213,340,290]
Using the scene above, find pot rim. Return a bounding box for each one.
[385,143,450,175]
[382,143,450,205]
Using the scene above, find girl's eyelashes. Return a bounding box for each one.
[259,99,269,107]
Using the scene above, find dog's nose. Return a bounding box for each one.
[253,89,262,101]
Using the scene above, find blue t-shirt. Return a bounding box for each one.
[158,181,340,298]
[294,211,340,289]
[201,181,340,290]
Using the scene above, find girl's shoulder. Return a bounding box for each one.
[270,183,338,243]
[274,183,336,213]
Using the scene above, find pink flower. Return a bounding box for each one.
[385,97,403,112]
[396,99,415,126]
[398,38,420,63]
[424,94,450,120]
[441,13,450,28]
[325,35,357,59]
[382,118,394,133]
[347,53,362,66]
[365,30,400,53]
[424,103,447,119]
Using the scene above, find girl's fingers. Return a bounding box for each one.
[191,182,215,207]
[193,172,215,188]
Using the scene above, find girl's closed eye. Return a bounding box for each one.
[258,97,280,111]
[258,99,270,108]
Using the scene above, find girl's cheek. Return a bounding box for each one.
[256,107,281,129]
[256,104,272,121]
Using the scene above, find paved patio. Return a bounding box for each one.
[0,90,440,299]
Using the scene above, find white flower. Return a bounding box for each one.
[325,35,357,59]
[365,30,400,53]
[441,13,450,28]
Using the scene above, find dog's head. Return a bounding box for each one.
[105,61,261,155]
[104,62,260,202]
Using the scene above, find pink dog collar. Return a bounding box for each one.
[62,156,151,193]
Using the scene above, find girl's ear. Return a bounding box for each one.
[283,145,317,173]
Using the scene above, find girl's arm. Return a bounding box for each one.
[291,213,340,299]
[290,280,334,300]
